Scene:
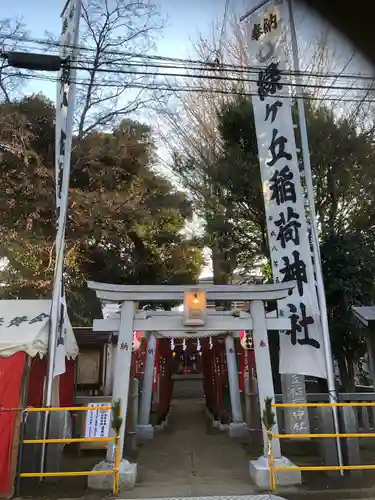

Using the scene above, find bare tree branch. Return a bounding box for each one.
[73,0,165,138]
[0,18,31,103]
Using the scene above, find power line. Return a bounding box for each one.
[10,71,375,105]
[0,33,239,67]
[2,32,375,82]
[1,52,373,94]
[3,51,373,97]
[71,56,375,85]
[66,63,375,94]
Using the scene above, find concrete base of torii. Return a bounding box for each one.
[249,455,301,488]
[137,423,154,440]
[88,459,137,491]
[228,422,248,438]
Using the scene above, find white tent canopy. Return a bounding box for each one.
[0,300,78,358]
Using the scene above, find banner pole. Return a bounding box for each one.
[286,0,343,473]
[40,0,82,478]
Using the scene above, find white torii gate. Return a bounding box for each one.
[87,281,301,490]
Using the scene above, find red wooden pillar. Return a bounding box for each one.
[167,349,173,409]
[202,350,208,406]
[202,343,211,409]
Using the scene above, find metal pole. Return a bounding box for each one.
[15,410,28,497]
[40,0,82,477]
[286,0,344,474]
[240,0,272,22]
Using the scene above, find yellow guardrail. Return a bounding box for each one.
[268,401,375,491]
[18,405,121,495]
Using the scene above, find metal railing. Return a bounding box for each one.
[17,405,121,495]
[244,390,375,434]
[268,401,375,491]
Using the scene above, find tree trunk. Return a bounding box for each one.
[346,354,356,392]
[337,356,353,392]
[211,244,232,310]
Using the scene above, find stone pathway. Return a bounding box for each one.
[121,399,262,498]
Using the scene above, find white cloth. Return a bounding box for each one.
[0,299,78,359]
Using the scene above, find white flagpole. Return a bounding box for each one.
[286,0,344,473]
[40,0,82,476]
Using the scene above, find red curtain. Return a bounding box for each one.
[27,357,76,408]
[59,360,75,407]
[27,357,46,407]
[0,352,26,493]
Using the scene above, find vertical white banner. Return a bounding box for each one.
[50,0,82,378]
[249,2,327,379]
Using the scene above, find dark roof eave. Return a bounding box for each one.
[352,306,375,327]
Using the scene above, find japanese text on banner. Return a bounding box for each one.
[51,0,82,377]
[249,2,326,379]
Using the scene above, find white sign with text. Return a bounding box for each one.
[85,403,112,439]
[249,1,326,379]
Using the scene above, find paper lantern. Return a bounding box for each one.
[132,331,142,351]
[240,330,253,350]
[183,288,207,326]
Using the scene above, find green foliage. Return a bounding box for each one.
[321,231,375,382]
[260,262,273,283]
[0,95,204,323]
[302,101,375,237]
[111,399,123,433]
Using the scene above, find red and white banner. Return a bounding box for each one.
[239,349,249,392]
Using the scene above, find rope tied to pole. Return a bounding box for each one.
[262,397,277,491]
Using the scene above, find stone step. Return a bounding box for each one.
[172,379,204,399]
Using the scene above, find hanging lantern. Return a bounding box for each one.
[209,336,213,350]
[183,288,207,326]
[170,337,175,351]
[132,331,142,351]
[196,338,201,352]
[240,330,253,350]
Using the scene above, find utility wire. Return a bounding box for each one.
[66,63,375,94]
[21,53,374,88]
[9,71,375,104]
[71,56,374,84]
[1,52,373,94]
[2,32,375,82]
[15,41,371,84]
